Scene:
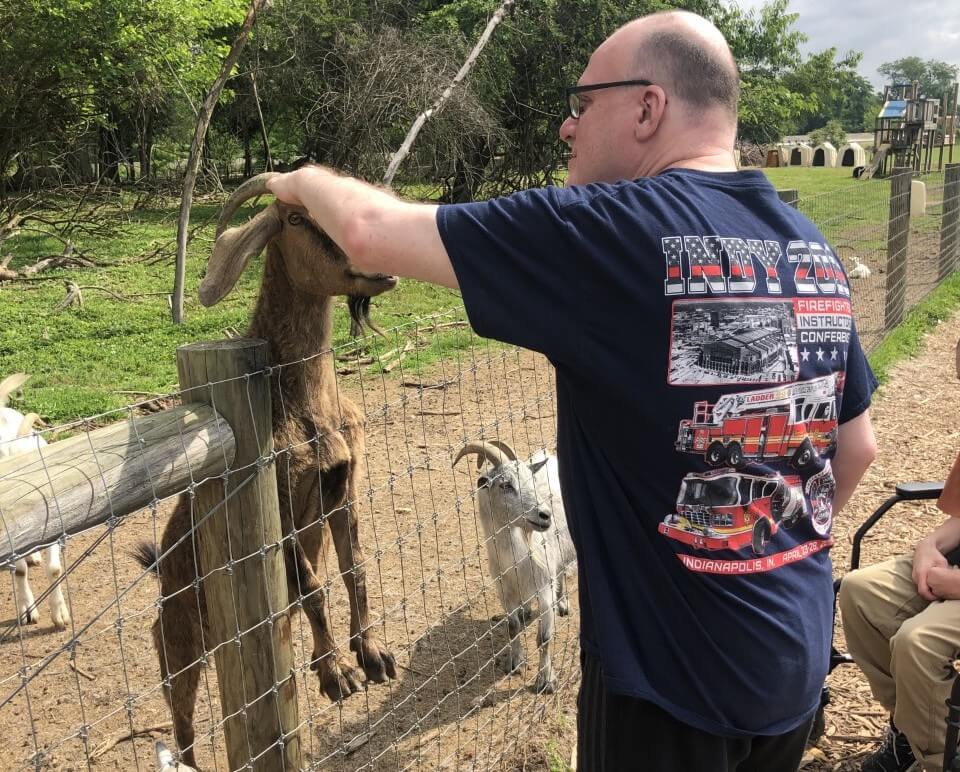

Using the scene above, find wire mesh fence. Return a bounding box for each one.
[0,310,577,771]
[790,164,960,351]
[2,164,960,771]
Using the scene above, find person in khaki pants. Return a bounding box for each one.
[839,344,960,772]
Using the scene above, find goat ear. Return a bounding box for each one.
[529,458,549,474]
[199,206,281,307]
[477,475,490,489]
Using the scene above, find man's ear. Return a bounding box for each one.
[634,85,667,141]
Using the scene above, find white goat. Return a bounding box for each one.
[849,255,871,279]
[0,373,69,630]
[454,440,576,693]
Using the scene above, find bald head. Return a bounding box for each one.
[613,11,739,121]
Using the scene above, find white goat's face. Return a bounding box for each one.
[480,460,552,531]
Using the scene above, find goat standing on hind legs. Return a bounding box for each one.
[136,174,398,769]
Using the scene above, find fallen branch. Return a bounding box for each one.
[91,721,173,760]
[68,660,95,681]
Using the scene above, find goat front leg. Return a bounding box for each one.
[328,498,396,684]
[499,608,526,674]
[13,558,38,624]
[285,539,364,701]
[45,545,70,630]
[556,571,570,617]
[533,587,556,694]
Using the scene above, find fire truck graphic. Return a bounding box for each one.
[675,374,839,469]
[659,469,806,554]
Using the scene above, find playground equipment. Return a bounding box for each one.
[862,81,958,179]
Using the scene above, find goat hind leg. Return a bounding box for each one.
[152,595,204,770]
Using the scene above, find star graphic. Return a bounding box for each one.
[816,348,825,361]
[830,347,839,360]
[800,348,810,362]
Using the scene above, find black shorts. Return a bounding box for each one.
[577,653,813,772]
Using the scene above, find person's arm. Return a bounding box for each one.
[266,166,458,289]
[830,409,877,514]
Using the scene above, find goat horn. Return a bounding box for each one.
[488,440,518,461]
[453,441,510,470]
[16,413,40,439]
[216,172,279,238]
[0,373,29,407]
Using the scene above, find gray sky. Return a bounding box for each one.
[732,0,960,90]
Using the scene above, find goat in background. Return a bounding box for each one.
[454,440,576,694]
[0,373,69,630]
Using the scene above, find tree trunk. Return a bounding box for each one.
[171,0,271,325]
[250,70,272,172]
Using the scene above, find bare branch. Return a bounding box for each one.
[383,0,515,186]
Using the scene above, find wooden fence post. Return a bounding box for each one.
[777,189,799,208]
[176,339,300,771]
[939,163,960,281]
[884,168,913,330]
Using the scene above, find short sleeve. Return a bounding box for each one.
[839,319,878,423]
[437,187,592,361]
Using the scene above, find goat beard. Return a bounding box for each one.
[348,295,384,337]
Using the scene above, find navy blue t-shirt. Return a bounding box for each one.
[437,168,877,738]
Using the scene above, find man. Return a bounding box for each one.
[839,343,960,772]
[267,10,878,770]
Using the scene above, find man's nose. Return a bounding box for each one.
[559,116,576,145]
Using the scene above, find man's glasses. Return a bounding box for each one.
[564,79,654,119]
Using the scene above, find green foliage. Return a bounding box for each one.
[809,119,846,149]
[878,57,959,99]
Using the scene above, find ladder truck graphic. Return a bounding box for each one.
[675,374,839,469]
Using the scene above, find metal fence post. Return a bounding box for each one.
[176,339,300,771]
[939,163,960,281]
[777,189,799,208]
[884,168,913,330]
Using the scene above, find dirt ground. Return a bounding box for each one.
[3,307,960,772]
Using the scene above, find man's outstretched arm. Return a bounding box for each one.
[267,166,459,289]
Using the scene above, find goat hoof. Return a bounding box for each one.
[498,653,525,674]
[352,636,397,683]
[51,606,70,630]
[557,599,569,617]
[317,659,363,702]
[19,606,39,625]
[534,673,556,694]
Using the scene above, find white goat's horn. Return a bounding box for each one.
[16,413,40,438]
[216,172,280,238]
[453,441,510,470]
[488,440,518,461]
[0,373,29,407]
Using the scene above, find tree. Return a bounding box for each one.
[809,119,845,149]
[878,57,959,99]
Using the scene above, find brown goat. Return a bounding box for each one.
[137,172,398,769]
